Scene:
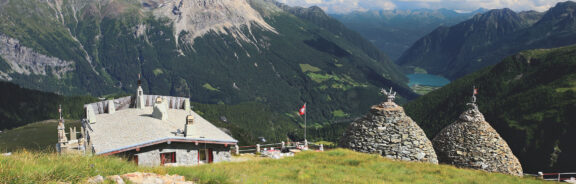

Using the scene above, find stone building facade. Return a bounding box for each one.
[122,143,232,167]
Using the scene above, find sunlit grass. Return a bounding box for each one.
[299,64,322,73]
[0,149,547,183]
[167,149,546,184]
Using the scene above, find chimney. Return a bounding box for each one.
[107,100,115,114]
[152,97,168,120]
[86,105,96,124]
[136,74,145,109]
[184,115,194,137]
[184,99,191,111]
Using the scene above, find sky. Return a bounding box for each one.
[277,0,570,14]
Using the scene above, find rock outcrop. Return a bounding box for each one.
[0,34,74,80]
[340,100,438,164]
[143,0,277,45]
[432,104,523,176]
[87,172,194,184]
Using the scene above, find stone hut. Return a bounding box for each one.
[63,77,237,166]
[432,90,523,176]
[339,88,438,163]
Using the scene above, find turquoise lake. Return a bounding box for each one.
[407,74,451,87]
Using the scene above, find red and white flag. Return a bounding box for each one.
[473,88,478,95]
[299,103,306,116]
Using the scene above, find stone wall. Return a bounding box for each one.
[125,143,231,167]
[340,102,438,163]
[432,107,523,176]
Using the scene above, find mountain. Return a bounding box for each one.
[397,1,576,80]
[331,8,485,60]
[0,0,416,131]
[404,45,576,172]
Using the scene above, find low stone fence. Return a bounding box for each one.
[235,141,325,155]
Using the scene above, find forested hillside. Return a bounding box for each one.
[404,45,576,172]
[0,82,96,130]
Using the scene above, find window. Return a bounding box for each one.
[160,152,176,165]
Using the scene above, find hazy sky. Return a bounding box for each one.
[277,0,570,13]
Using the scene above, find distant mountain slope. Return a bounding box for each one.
[0,0,415,128]
[0,82,95,130]
[397,1,576,79]
[404,45,576,172]
[331,9,484,60]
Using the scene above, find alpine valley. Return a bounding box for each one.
[331,8,486,60]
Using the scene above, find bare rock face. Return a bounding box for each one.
[432,106,523,176]
[0,34,74,80]
[340,102,438,164]
[142,0,277,45]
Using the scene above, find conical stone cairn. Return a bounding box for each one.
[339,88,438,164]
[432,89,523,176]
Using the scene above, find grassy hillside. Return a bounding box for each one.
[0,149,545,183]
[404,45,576,172]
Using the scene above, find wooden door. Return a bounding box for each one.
[208,149,214,163]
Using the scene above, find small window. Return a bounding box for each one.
[160,152,176,165]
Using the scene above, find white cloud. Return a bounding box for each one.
[280,0,571,13]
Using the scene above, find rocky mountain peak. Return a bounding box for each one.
[142,0,277,45]
[537,1,576,25]
[469,8,526,30]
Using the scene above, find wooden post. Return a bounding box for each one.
[256,144,260,154]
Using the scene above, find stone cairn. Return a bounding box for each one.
[432,87,523,176]
[339,88,438,164]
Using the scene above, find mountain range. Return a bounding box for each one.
[397,1,576,79]
[405,45,576,172]
[0,0,416,131]
[331,8,485,60]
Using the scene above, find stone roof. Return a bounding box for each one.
[432,107,523,176]
[340,102,438,163]
[87,107,237,155]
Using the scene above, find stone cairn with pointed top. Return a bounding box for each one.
[432,87,523,176]
[339,88,438,163]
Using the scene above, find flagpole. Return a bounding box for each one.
[304,103,307,142]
